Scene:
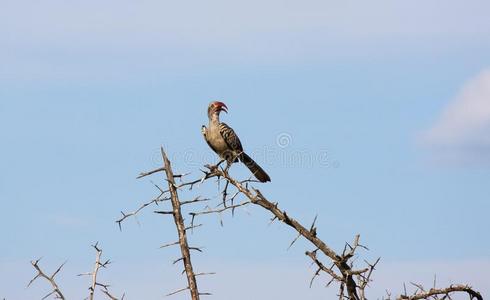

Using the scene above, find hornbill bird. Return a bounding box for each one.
[201,101,271,183]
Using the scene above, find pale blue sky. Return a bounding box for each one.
[1,1,490,299]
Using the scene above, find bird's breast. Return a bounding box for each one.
[206,125,229,154]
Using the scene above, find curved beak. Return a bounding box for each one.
[217,102,228,113]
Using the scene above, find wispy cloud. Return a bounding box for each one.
[421,69,490,165]
[49,214,90,228]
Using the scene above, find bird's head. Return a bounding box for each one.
[208,101,228,117]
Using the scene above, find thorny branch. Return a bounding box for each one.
[24,146,471,300]
[198,164,366,300]
[120,148,215,300]
[187,163,482,300]
[394,283,482,300]
[28,147,483,300]
[117,157,218,231]
[28,259,66,300]
[116,186,170,230]
[78,243,124,300]
[161,148,201,300]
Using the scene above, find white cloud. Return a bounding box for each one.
[422,69,490,164]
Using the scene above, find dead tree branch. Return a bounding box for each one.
[195,164,481,300]
[137,167,166,179]
[28,259,66,300]
[202,164,363,300]
[117,148,217,299]
[89,243,103,300]
[114,150,482,300]
[396,284,482,300]
[116,189,170,230]
[161,148,201,300]
[78,243,123,300]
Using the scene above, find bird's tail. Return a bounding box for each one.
[240,153,271,183]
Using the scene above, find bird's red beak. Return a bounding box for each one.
[216,101,228,113]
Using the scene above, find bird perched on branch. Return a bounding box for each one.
[202,101,271,183]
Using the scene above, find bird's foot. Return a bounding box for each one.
[224,162,233,173]
[205,159,225,173]
[216,159,226,168]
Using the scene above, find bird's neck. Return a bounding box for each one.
[209,112,220,127]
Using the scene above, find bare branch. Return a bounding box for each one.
[88,243,103,300]
[137,167,166,179]
[190,201,252,218]
[357,258,381,300]
[160,241,180,249]
[77,244,124,300]
[165,287,189,297]
[161,148,201,300]
[181,197,211,206]
[116,191,170,230]
[116,150,483,300]
[204,165,362,299]
[185,224,203,232]
[28,258,66,300]
[306,251,343,282]
[397,284,482,300]
[195,272,217,277]
[101,289,125,300]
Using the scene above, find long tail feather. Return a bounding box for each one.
[240,153,271,183]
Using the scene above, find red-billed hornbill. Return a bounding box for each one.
[201,101,271,183]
